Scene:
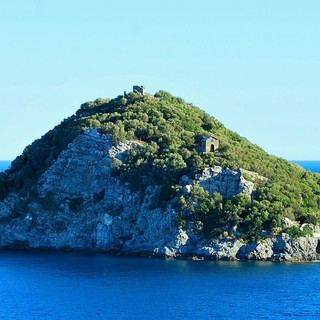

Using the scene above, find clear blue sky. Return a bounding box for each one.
[1,1,319,160]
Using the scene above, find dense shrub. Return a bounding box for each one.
[287,225,313,238]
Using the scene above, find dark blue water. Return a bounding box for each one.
[0,251,320,320]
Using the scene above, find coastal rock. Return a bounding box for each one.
[236,234,320,261]
[0,129,319,262]
[272,234,320,261]
[195,239,243,260]
[236,239,274,260]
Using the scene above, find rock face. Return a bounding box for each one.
[195,166,254,198]
[0,129,319,262]
[0,129,181,254]
[237,234,320,261]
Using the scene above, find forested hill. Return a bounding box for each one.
[1,90,319,240]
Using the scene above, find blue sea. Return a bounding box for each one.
[1,251,320,320]
[292,160,320,173]
[0,160,320,319]
[0,160,11,172]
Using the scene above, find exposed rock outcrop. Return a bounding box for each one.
[0,129,181,253]
[195,166,254,198]
[236,234,320,261]
[0,129,319,262]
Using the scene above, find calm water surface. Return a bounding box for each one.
[0,251,320,320]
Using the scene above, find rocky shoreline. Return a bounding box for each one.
[1,130,319,262]
[1,230,319,262]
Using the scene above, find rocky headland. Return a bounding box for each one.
[1,129,319,261]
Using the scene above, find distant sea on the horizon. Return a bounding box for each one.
[0,160,11,172]
[292,160,320,173]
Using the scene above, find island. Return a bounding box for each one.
[0,88,320,261]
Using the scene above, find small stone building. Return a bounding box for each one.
[133,85,146,96]
[201,136,219,153]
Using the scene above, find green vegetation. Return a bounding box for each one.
[1,90,320,240]
[286,225,313,238]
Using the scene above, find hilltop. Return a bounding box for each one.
[0,90,319,260]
